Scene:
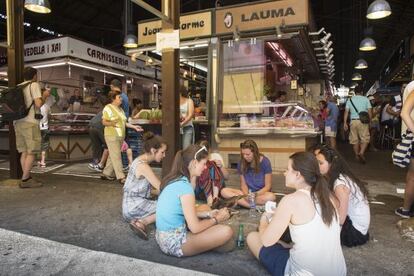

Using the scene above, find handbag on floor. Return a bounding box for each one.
[392,130,414,168]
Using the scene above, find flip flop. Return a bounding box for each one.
[129,220,148,240]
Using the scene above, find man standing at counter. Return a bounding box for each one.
[15,67,44,188]
[68,88,83,113]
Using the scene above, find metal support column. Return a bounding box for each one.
[6,0,24,179]
[161,0,180,176]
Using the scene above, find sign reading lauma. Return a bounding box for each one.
[216,0,309,34]
[137,11,212,46]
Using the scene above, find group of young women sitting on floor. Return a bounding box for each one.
[121,134,370,275]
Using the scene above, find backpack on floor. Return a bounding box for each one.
[0,82,33,121]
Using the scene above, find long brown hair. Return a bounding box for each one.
[160,144,208,191]
[317,146,368,199]
[240,139,261,174]
[290,152,337,226]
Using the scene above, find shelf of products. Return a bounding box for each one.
[49,113,96,133]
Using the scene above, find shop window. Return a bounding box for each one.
[221,39,266,115]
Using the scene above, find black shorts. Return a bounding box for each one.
[341,216,369,247]
[259,243,289,276]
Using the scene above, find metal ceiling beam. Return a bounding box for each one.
[131,0,170,22]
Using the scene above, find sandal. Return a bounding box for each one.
[129,220,148,240]
[37,161,46,168]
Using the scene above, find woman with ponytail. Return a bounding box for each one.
[316,145,370,247]
[156,145,233,257]
[247,152,346,276]
[123,132,167,240]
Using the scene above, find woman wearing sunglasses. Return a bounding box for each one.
[155,145,233,257]
[221,139,276,207]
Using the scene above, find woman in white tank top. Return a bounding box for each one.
[247,152,346,276]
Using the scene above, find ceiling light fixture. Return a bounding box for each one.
[123,34,138,48]
[123,0,137,48]
[233,27,240,42]
[276,25,283,39]
[355,59,368,69]
[24,0,51,13]
[359,37,376,51]
[367,0,392,20]
[352,73,362,81]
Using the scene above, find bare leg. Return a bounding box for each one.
[181,224,233,256]
[369,129,378,150]
[256,192,276,205]
[220,188,249,208]
[99,149,109,167]
[140,214,156,226]
[403,161,414,210]
[329,136,337,150]
[360,142,369,157]
[246,231,262,259]
[20,152,26,177]
[21,153,35,180]
[40,151,46,165]
[352,144,360,157]
[127,148,133,166]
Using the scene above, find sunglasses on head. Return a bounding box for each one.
[240,141,255,148]
[194,146,208,160]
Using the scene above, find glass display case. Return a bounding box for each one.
[217,102,318,136]
[49,113,95,133]
[47,112,95,160]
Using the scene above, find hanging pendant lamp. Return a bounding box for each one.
[24,0,51,14]
[352,73,362,81]
[359,37,376,51]
[367,0,392,20]
[123,34,138,48]
[355,59,368,69]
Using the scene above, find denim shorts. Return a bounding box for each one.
[156,224,187,257]
[259,243,290,276]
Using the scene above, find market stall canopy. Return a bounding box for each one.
[1,0,414,87]
[0,37,158,80]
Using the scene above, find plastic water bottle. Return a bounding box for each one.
[236,224,245,249]
[248,190,256,217]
